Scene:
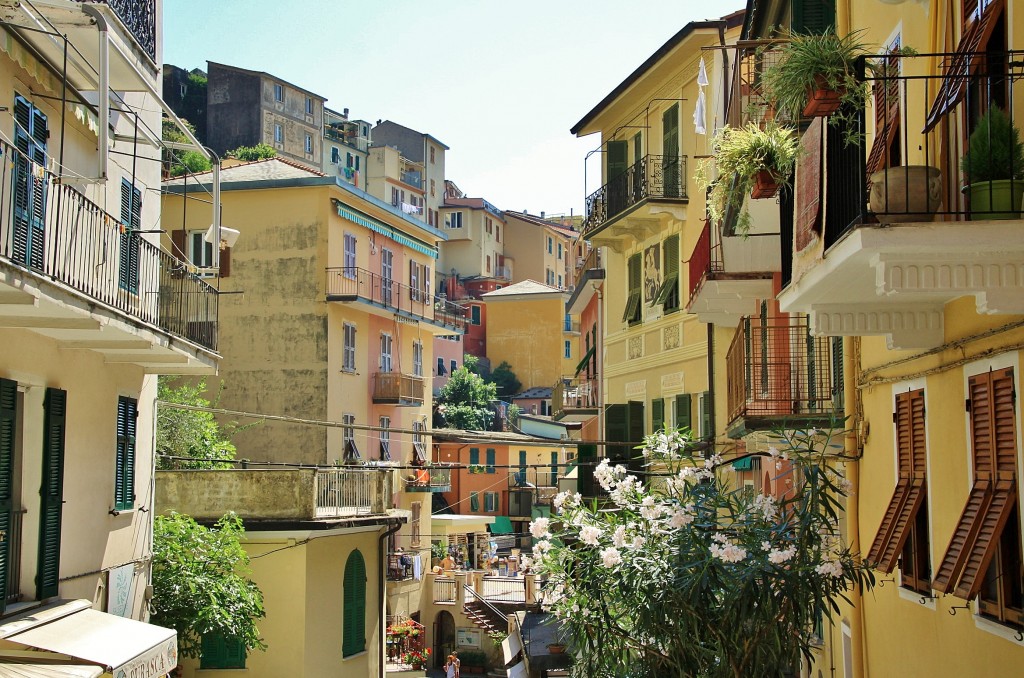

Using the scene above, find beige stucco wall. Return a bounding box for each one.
[484,293,572,390]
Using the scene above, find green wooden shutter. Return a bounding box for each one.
[38,387,66,600]
[831,336,845,412]
[623,254,642,324]
[607,140,629,217]
[652,398,665,433]
[343,549,366,657]
[486,448,496,474]
[469,448,479,466]
[118,180,141,293]
[519,450,527,473]
[550,451,559,485]
[605,404,629,466]
[662,104,681,198]
[577,443,597,496]
[224,636,246,668]
[0,378,16,615]
[699,391,712,440]
[792,0,836,34]
[470,492,480,512]
[200,632,223,668]
[607,140,628,181]
[655,235,680,310]
[627,401,646,473]
[675,393,692,431]
[12,96,47,270]
[115,397,136,512]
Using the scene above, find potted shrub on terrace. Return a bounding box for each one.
[961,106,1024,219]
[459,649,487,674]
[696,122,798,235]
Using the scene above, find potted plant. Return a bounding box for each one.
[961,106,1024,219]
[459,649,487,674]
[696,122,799,235]
[546,642,567,654]
[402,648,430,670]
[868,165,943,223]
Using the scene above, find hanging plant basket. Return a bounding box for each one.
[751,170,781,199]
[802,76,844,118]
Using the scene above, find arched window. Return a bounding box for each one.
[343,549,366,657]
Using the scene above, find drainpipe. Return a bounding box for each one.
[210,153,222,270]
[378,519,402,678]
[81,5,108,182]
[706,322,715,450]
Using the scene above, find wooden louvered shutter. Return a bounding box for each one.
[605,404,628,466]
[170,229,186,259]
[953,482,1016,599]
[699,391,712,439]
[606,140,628,217]
[37,387,66,600]
[655,235,679,308]
[675,393,692,431]
[990,368,1016,476]
[343,550,366,657]
[11,97,31,267]
[651,398,664,434]
[486,448,496,474]
[219,246,231,278]
[865,55,901,177]
[469,448,479,466]
[200,633,223,668]
[0,379,16,615]
[577,443,597,496]
[118,180,141,293]
[933,479,992,593]
[662,104,681,198]
[866,479,924,572]
[28,106,47,271]
[115,397,137,512]
[792,0,836,34]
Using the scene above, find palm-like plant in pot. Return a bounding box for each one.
[961,106,1024,219]
[696,122,798,235]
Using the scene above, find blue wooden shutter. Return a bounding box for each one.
[115,397,137,512]
[486,448,496,473]
[37,387,66,600]
[343,550,367,657]
[12,96,47,270]
[118,179,142,293]
[0,378,16,615]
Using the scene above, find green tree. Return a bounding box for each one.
[157,377,238,469]
[437,356,496,430]
[531,426,874,678]
[488,361,522,398]
[152,512,266,659]
[162,117,211,178]
[226,143,278,162]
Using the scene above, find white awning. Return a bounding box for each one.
[0,659,102,677]
[4,606,177,676]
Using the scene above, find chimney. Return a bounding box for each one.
[343,107,349,118]
[540,211,545,219]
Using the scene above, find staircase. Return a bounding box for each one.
[463,599,506,634]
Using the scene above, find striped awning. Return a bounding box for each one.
[333,200,438,258]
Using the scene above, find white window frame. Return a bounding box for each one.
[304,134,313,154]
[343,232,357,278]
[413,341,423,377]
[379,415,391,460]
[380,332,393,372]
[343,413,355,447]
[187,230,214,269]
[274,83,284,102]
[448,212,462,229]
[342,323,356,372]
[305,96,314,115]
[274,123,283,143]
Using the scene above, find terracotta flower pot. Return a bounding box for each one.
[803,76,844,118]
[751,170,781,199]
[547,643,567,654]
[868,165,942,223]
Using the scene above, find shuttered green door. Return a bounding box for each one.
[12,95,48,270]
[652,398,665,434]
[675,393,692,431]
[792,0,836,34]
[37,387,66,600]
[627,401,645,473]
[577,443,597,497]
[343,549,366,657]
[662,104,680,198]
[118,179,142,293]
[0,379,16,614]
[605,404,628,466]
[201,633,246,669]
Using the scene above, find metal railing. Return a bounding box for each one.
[725,41,787,127]
[480,576,527,603]
[5,509,25,604]
[71,0,156,61]
[403,465,452,493]
[314,468,391,517]
[494,264,513,280]
[400,170,423,189]
[325,266,467,332]
[386,552,417,582]
[725,315,838,426]
[583,154,688,237]
[576,247,602,277]
[509,467,559,489]
[687,220,723,304]
[372,371,424,405]
[819,50,1024,248]
[552,376,600,417]
[433,577,456,603]
[0,138,219,351]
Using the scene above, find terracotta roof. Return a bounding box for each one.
[163,156,326,186]
[512,387,554,399]
[505,210,578,236]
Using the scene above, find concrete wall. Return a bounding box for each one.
[206,64,262,155]
[157,470,318,521]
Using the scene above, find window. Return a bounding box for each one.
[274,83,284,102]
[355,155,360,171]
[557,242,563,258]
[550,451,559,486]
[470,491,480,512]
[411,502,422,547]
[448,211,462,228]
[381,248,393,306]
[114,396,137,512]
[305,96,314,114]
[436,357,446,375]
[935,367,1022,627]
[409,260,420,301]
[274,123,283,143]
[518,450,528,481]
[305,134,313,154]
[430,146,435,164]
[622,253,642,325]
[450,359,457,374]
[188,230,214,268]
[484,492,499,512]
[866,388,930,593]
[654,235,680,312]
[342,413,359,461]
[118,179,142,293]
[558,274,563,288]
[486,448,496,474]
[495,226,500,242]
[471,305,481,325]
[412,421,426,463]
[430,179,435,197]
[547,237,553,254]
[698,391,711,440]
[201,633,245,669]
[380,333,393,372]
[674,393,692,430]
[342,549,366,657]
[486,255,491,273]
[11,95,49,271]
[343,323,356,372]
[379,416,391,460]
[331,147,340,164]
[469,448,480,466]
[392,187,400,206]
[564,340,571,359]
[413,341,423,377]
[344,232,357,278]
[564,314,572,332]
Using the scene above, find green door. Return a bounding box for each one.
[606,140,628,217]
[662,104,681,198]
[37,388,66,601]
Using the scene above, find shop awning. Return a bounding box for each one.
[732,457,753,471]
[4,605,177,676]
[490,516,514,534]
[0,660,102,677]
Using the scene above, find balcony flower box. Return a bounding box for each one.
[751,170,782,199]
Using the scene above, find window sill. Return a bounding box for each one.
[341,368,357,375]
[897,584,935,610]
[343,650,368,661]
[109,507,136,517]
[973,610,1024,644]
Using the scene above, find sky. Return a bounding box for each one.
[164,0,743,218]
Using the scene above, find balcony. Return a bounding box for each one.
[403,465,453,493]
[495,264,513,281]
[325,267,468,334]
[552,376,600,422]
[567,249,604,316]
[686,219,777,325]
[582,154,687,248]
[400,170,423,190]
[156,468,397,521]
[372,371,425,406]
[725,315,841,438]
[0,140,218,372]
[70,0,156,62]
[778,50,1024,349]
[509,467,560,492]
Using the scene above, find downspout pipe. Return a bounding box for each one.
[81,5,108,182]
[210,150,221,271]
[378,519,403,678]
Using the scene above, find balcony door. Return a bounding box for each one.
[11,95,48,270]
[662,104,680,198]
[606,140,628,218]
[380,247,394,306]
[380,332,393,373]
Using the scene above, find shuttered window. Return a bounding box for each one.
[577,443,597,497]
[201,633,245,669]
[118,179,142,293]
[675,393,692,431]
[470,492,480,512]
[114,397,137,512]
[654,235,680,312]
[484,492,499,513]
[12,95,48,271]
[866,389,929,587]
[38,387,66,601]
[934,368,1019,605]
[0,378,17,615]
[342,549,367,657]
[622,254,642,324]
[651,398,665,434]
[865,48,902,177]
[469,448,479,466]
[485,448,496,474]
[699,391,712,440]
[791,0,836,34]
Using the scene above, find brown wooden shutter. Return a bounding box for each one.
[866,478,925,572]
[922,0,1005,132]
[969,371,995,480]
[991,368,1016,476]
[795,118,823,252]
[908,389,927,475]
[170,229,186,259]
[933,479,992,593]
[219,246,231,278]
[865,56,901,177]
[953,481,1017,599]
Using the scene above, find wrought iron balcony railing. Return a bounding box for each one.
[583,154,687,238]
[0,138,218,351]
[687,220,723,304]
[71,0,156,61]
[725,315,840,430]
[372,371,425,405]
[325,266,468,332]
